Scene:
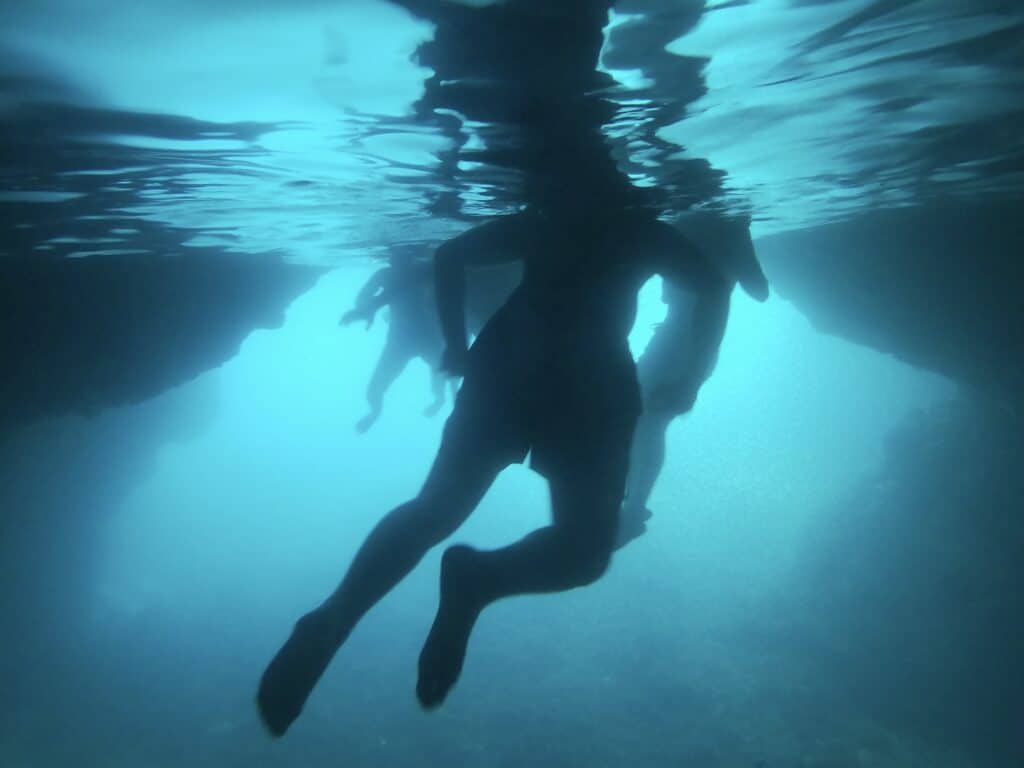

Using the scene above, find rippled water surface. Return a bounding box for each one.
[2,0,1022,262]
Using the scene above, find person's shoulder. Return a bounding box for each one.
[630,216,690,255]
[449,212,531,245]
[644,217,681,240]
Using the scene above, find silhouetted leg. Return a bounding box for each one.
[417,475,619,708]
[356,339,409,433]
[617,408,674,548]
[257,432,503,736]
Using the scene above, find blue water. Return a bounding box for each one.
[2,1,1022,766]
[38,270,947,767]
[2,0,1022,261]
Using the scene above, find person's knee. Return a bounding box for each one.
[550,485,619,585]
[572,542,612,585]
[562,523,615,586]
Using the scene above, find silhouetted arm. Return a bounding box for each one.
[651,225,732,412]
[730,230,770,302]
[683,284,730,401]
[435,216,528,375]
[341,268,390,327]
[436,242,468,373]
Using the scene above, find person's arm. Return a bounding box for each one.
[679,282,731,403]
[341,268,389,327]
[435,216,528,375]
[732,232,770,302]
[650,226,733,412]
[435,240,469,374]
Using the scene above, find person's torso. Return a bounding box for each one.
[383,263,440,336]
[495,210,662,355]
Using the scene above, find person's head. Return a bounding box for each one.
[528,173,650,225]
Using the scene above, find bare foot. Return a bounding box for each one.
[416,545,483,709]
[355,412,378,434]
[257,609,344,737]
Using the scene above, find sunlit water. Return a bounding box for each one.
[2,0,1022,261]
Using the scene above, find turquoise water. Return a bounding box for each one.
[7,270,963,766]
[2,0,1022,261]
[2,2,1022,766]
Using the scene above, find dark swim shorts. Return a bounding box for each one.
[439,302,642,494]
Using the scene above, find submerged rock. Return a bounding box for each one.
[756,200,1024,403]
[0,251,323,435]
[794,394,1024,766]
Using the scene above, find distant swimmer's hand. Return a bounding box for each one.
[740,272,770,303]
[340,309,373,329]
[440,346,468,377]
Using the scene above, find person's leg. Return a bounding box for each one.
[258,427,503,736]
[617,407,675,548]
[416,474,620,708]
[319,449,499,636]
[357,338,409,433]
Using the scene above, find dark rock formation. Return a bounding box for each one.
[0,251,323,435]
[793,395,1024,765]
[0,43,324,434]
[755,201,1024,401]
[0,380,220,750]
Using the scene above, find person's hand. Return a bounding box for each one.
[740,272,770,303]
[440,345,468,377]
[340,308,373,329]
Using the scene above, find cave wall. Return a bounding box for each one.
[791,395,1024,765]
[0,252,323,435]
[0,246,326,739]
[744,200,1024,762]
[0,379,220,747]
[755,200,1024,401]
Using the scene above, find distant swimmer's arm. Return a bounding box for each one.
[652,228,732,412]
[341,268,389,328]
[435,217,527,375]
[732,232,770,302]
[682,279,731,402]
[435,239,469,375]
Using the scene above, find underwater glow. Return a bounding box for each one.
[3,0,1022,260]
[662,0,1024,233]
[69,269,956,765]
[3,2,1022,766]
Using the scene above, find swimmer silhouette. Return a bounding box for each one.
[617,213,769,548]
[342,248,519,431]
[340,247,448,432]
[257,196,725,736]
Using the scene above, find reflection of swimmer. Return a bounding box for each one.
[340,247,447,433]
[257,199,724,736]
[342,247,520,431]
[617,212,769,549]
